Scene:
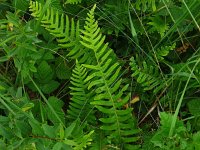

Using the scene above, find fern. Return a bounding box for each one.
[155,43,176,61]
[73,130,94,150]
[65,0,82,4]
[29,1,93,64]
[148,15,169,38]
[67,60,95,123]
[130,57,164,93]
[80,5,140,149]
[135,0,157,12]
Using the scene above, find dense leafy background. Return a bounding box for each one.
[0,0,200,149]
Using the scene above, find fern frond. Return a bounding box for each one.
[74,130,94,150]
[29,1,93,64]
[80,5,140,149]
[135,0,156,12]
[130,57,164,93]
[67,60,95,123]
[65,0,82,4]
[155,43,176,60]
[148,15,169,37]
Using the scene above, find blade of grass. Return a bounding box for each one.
[155,0,198,49]
[0,97,16,115]
[128,6,139,47]
[28,75,65,128]
[169,57,200,137]
[182,0,200,32]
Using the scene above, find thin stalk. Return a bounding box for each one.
[182,0,200,32]
[0,97,15,115]
[28,75,65,128]
[169,57,200,137]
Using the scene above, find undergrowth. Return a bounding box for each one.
[0,0,200,149]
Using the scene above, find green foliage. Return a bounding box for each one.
[0,0,200,149]
[150,112,200,150]
[29,1,94,64]
[148,15,169,38]
[67,61,95,123]
[188,99,200,117]
[0,12,40,78]
[30,61,60,94]
[130,57,163,93]
[80,5,140,149]
[65,0,82,4]
[155,43,176,61]
[151,112,187,149]
[134,0,157,12]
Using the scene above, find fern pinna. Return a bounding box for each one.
[129,43,175,93]
[29,1,93,64]
[67,60,95,123]
[80,5,140,149]
[65,0,82,4]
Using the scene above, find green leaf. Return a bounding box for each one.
[193,132,200,149]
[35,61,54,83]
[188,99,200,116]
[65,121,76,138]
[55,58,71,80]
[28,119,44,136]
[53,142,73,150]
[12,0,29,12]
[41,80,60,94]
[148,15,169,37]
[42,124,57,138]
[45,96,65,125]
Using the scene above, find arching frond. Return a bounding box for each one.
[80,5,140,149]
[29,1,94,64]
